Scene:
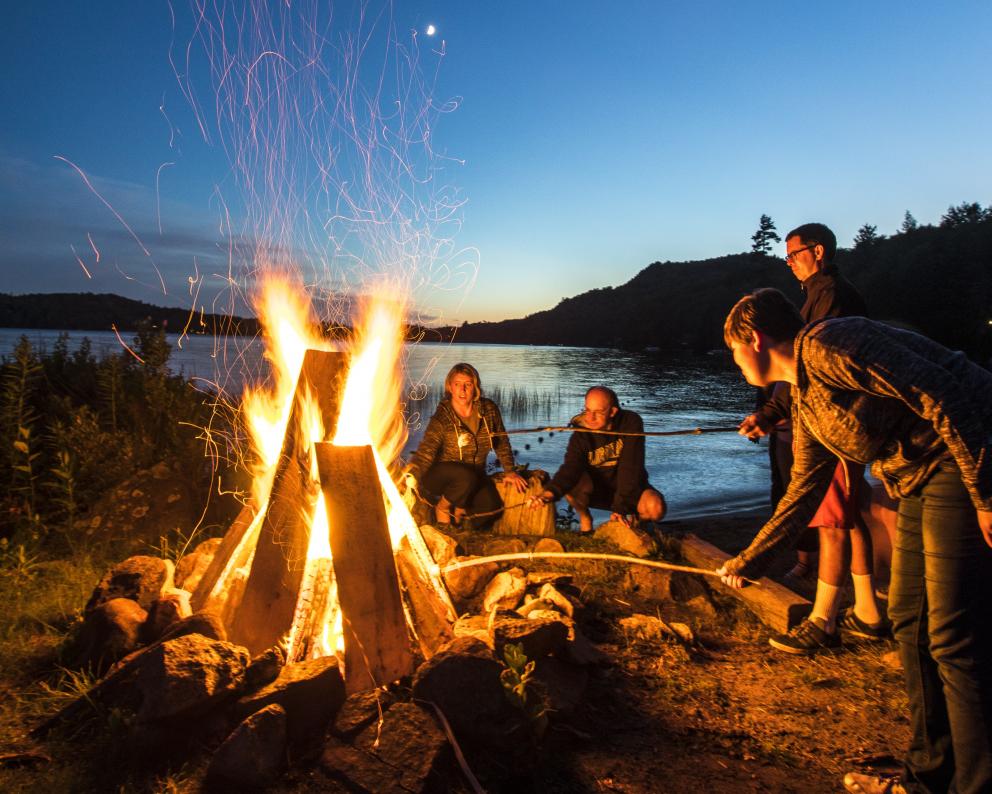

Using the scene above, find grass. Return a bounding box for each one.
[405,383,568,424]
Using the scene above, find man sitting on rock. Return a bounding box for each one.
[536,386,666,533]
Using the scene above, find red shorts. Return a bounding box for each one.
[808,461,865,529]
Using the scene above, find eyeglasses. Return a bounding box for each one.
[784,243,817,263]
[583,408,611,418]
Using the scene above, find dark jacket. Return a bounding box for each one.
[408,397,515,479]
[547,409,649,515]
[726,317,992,579]
[756,263,867,426]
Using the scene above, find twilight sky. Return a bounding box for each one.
[1,1,990,325]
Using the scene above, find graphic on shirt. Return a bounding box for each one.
[588,438,623,468]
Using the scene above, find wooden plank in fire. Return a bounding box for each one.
[677,533,811,633]
[190,503,255,612]
[315,443,415,693]
[395,544,455,658]
[228,349,348,655]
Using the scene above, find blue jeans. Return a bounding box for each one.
[890,462,992,794]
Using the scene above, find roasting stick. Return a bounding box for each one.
[492,425,741,438]
[437,551,759,586]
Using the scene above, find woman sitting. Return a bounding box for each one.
[405,363,527,529]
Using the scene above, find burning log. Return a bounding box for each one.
[314,443,415,693]
[228,350,348,655]
[190,503,254,613]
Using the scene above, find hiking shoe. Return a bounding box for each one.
[843,771,907,794]
[768,618,841,655]
[837,608,892,641]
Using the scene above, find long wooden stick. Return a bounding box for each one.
[439,551,758,585]
[492,425,740,438]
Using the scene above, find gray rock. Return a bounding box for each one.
[86,555,175,613]
[492,613,569,660]
[418,525,460,567]
[443,557,498,601]
[73,597,148,673]
[131,634,250,724]
[411,637,506,741]
[526,571,573,587]
[594,520,657,558]
[142,589,192,643]
[174,537,222,592]
[539,583,576,618]
[234,655,346,744]
[532,537,564,554]
[321,739,407,793]
[207,703,287,788]
[352,702,450,791]
[516,598,557,618]
[482,567,527,612]
[531,656,588,716]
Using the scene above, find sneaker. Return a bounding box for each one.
[768,617,841,655]
[843,771,907,793]
[837,607,891,641]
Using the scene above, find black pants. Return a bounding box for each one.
[421,461,502,529]
[890,462,992,794]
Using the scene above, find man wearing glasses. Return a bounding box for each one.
[738,223,888,656]
[536,386,666,534]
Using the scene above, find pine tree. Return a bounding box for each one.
[900,211,918,233]
[854,224,883,249]
[940,202,991,227]
[750,214,782,255]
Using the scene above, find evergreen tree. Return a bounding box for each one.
[750,214,782,255]
[900,211,918,233]
[941,202,991,227]
[854,224,882,249]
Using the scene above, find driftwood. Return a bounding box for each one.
[228,350,348,655]
[492,472,555,536]
[677,533,810,632]
[315,443,415,693]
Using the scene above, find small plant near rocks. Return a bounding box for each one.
[499,642,548,740]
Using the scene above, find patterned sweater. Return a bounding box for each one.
[407,397,515,479]
[726,317,992,579]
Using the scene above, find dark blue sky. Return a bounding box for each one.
[2,1,990,323]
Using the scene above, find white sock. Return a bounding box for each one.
[809,580,842,634]
[851,573,883,624]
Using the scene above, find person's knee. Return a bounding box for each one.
[565,492,590,512]
[639,489,666,522]
[819,525,847,546]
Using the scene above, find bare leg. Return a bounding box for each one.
[812,526,849,632]
[565,472,595,533]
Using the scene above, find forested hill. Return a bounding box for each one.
[0,292,259,335]
[457,218,992,360]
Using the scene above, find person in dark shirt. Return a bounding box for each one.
[718,288,992,794]
[738,223,886,655]
[535,386,666,533]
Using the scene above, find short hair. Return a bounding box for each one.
[585,385,619,409]
[724,288,805,347]
[786,222,837,263]
[444,362,482,401]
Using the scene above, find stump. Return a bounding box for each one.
[492,471,555,536]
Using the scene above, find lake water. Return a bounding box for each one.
[0,328,770,520]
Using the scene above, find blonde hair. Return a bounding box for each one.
[444,362,482,401]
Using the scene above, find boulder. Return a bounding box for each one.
[130,634,250,724]
[418,525,460,567]
[86,555,174,613]
[174,537,222,592]
[245,645,286,692]
[526,571,573,587]
[538,583,577,618]
[72,597,147,673]
[516,598,557,618]
[623,566,673,601]
[207,703,287,788]
[594,520,657,558]
[531,657,588,716]
[670,572,718,620]
[411,637,506,741]
[482,567,527,612]
[443,557,498,601]
[532,537,564,554]
[142,589,192,643]
[321,740,407,793]
[492,613,569,660]
[234,655,346,744]
[353,702,450,790]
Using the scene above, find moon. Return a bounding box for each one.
[426,24,436,36]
